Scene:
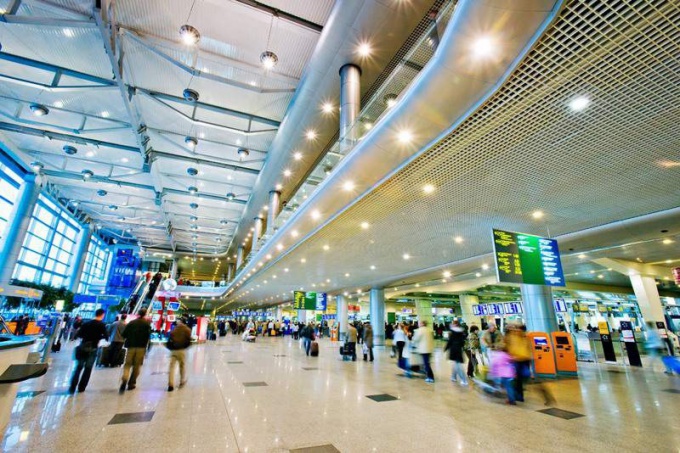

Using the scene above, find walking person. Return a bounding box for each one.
[120,308,151,393]
[346,322,358,361]
[393,323,407,361]
[167,318,192,392]
[69,309,107,394]
[363,322,374,362]
[107,314,127,367]
[464,325,482,377]
[444,320,468,385]
[412,320,435,383]
[301,322,315,356]
[506,323,533,402]
[481,324,503,364]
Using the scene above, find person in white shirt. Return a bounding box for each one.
[412,320,435,383]
[393,323,408,360]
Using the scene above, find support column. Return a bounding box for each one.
[169,258,178,280]
[275,305,283,321]
[67,224,93,293]
[0,175,40,284]
[227,263,234,282]
[629,274,665,324]
[252,216,264,252]
[236,246,244,270]
[520,284,558,333]
[339,64,361,153]
[336,294,348,340]
[459,294,481,326]
[369,288,385,346]
[415,298,433,326]
[266,190,281,236]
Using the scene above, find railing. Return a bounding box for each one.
[242,1,458,266]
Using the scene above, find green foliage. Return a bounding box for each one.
[6,280,75,312]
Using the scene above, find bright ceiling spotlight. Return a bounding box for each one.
[30,161,44,172]
[569,96,591,112]
[305,130,317,140]
[226,192,236,201]
[397,130,413,143]
[471,36,496,59]
[260,50,278,69]
[532,210,544,219]
[311,210,321,220]
[188,186,198,195]
[291,230,299,238]
[663,238,674,245]
[100,111,110,118]
[179,24,201,45]
[443,271,451,278]
[321,102,334,114]
[237,148,250,160]
[343,181,355,191]
[475,272,482,277]
[185,136,198,149]
[356,41,372,57]
[63,28,75,38]
[482,263,490,270]
[283,169,292,177]
[402,253,410,260]
[323,245,330,251]
[86,151,95,157]
[370,265,376,270]
[187,167,199,176]
[578,253,587,259]
[422,184,436,194]
[384,94,397,108]
[276,243,284,251]
[29,104,49,116]
[183,88,199,102]
[361,222,370,230]
[97,189,107,197]
[293,151,302,161]
[190,202,198,209]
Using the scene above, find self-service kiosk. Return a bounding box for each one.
[551,332,577,375]
[527,332,556,378]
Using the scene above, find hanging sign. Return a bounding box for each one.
[492,229,565,286]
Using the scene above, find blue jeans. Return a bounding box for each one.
[498,377,515,403]
[422,353,434,380]
[303,338,311,356]
[70,351,97,392]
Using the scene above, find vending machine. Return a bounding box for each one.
[527,332,556,378]
[551,332,577,375]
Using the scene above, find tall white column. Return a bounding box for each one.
[369,288,385,346]
[275,306,283,321]
[252,216,264,252]
[416,298,433,326]
[339,63,361,153]
[336,294,348,340]
[227,263,234,282]
[169,258,178,280]
[236,246,244,270]
[0,175,41,284]
[629,274,665,324]
[459,294,481,326]
[520,284,558,333]
[67,224,93,293]
[266,190,281,237]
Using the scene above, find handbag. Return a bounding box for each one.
[362,343,369,354]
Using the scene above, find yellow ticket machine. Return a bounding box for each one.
[527,332,556,378]
[551,332,578,375]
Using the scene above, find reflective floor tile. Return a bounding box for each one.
[108,411,155,425]
[537,408,584,419]
[366,394,399,402]
[290,444,341,453]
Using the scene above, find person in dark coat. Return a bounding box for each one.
[363,323,374,362]
[444,320,468,385]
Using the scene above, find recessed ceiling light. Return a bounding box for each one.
[569,96,590,112]
[454,236,464,244]
[662,239,674,245]
[322,102,334,114]
[53,100,64,108]
[276,243,284,251]
[291,230,299,238]
[361,222,370,230]
[29,104,49,116]
[284,268,289,272]
[578,254,587,259]
[384,94,397,108]
[100,111,110,118]
[188,186,198,195]
[30,161,43,172]
[179,24,200,45]
[97,189,107,197]
[475,272,482,278]
[345,273,350,277]
[185,136,198,149]
[323,245,330,251]
[275,183,283,190]
[597,274,604,279]
[300,258,306,263]
[402,253,410,260]
[190,202,198,209]
[283,169,292,177]
[532,210,544,219]
[343,181,355,191]
[260,50,278,69]
[357,41,372,57]
[305,130,317,140]
[422,184,436,194]
[481,264,489,270]
[370,265,376,270]
[226,192,236,201]
[311,210,321,220]
[471,36,496,59]
[443,271,451,278]
[397,130,413,143]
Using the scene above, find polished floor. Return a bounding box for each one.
[2,334,679,452]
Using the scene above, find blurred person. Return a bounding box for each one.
[444,320,468,385]
[107,314,127,367]
[413,320,435,383]
[506,323,532,402]
[489,346,516,405]
[120,308,151,393]
[167,318,192,391]
[346,322,358,361]
[644,321,673,374]
[481,324,504,363]
[393,323,407,361]
[356,322,364,345]
[363,322,374,362]
[69,309,107,394]
[465,325,482,377]
[301,322,316,356]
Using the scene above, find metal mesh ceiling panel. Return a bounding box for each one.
[230,0,680,306]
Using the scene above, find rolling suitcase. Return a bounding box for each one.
[310,341,319,357]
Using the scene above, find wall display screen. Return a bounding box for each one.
[492,229,565,286]
[293,291,327,310]
[503,302,523,315]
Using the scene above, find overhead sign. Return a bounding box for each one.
[553,299,567,313]
[293,291,327,310]
[503,302,523,315]
[0,285,43,299]
[492,229,565,286]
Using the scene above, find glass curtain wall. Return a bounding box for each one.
[12,195,81,287]
[0,161,23,242]
[78,235,111,294]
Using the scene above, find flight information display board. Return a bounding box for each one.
[492,229,565,286]
[293,291,327,310]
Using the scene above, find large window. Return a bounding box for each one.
[78,235,111,294]
[0,161,23,242]
[13,195,81,288]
